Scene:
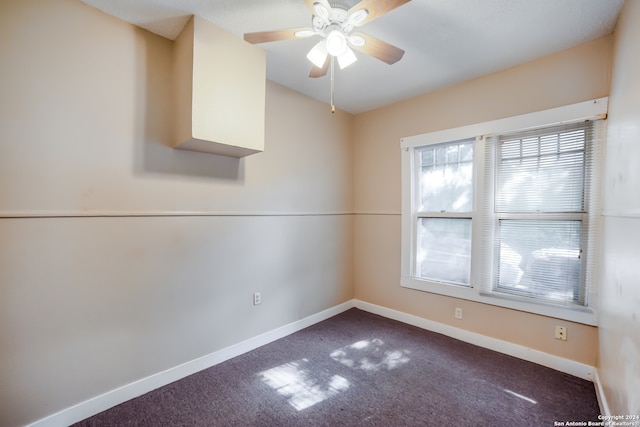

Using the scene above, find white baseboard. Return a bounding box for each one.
[353,300,596,381]
[593,369,611,416]
[27,301,355,427]
[28,299,598,426]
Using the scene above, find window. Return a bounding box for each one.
[492,123,592,305]
[401,99,607,325]
[415,139,473,286]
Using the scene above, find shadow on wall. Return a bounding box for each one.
[132,27,245,182]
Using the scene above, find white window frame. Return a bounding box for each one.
[400,98,608,326]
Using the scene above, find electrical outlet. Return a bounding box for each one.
[253,292,261,306]
[455,307,463,320]
[555,326,567,341]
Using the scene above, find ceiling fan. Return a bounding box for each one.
[243,0,411,78]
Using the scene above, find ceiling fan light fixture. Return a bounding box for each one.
[243,0,409,87]
[326,29,348,56]
[337,47,357,69]
[307,40,328,68]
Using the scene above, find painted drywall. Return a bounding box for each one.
[353,36,614,366]
[0,3,352,216]
[173,16,266,157]
[0,1,353,426]
[598,0,640,416]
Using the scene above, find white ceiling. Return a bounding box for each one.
[81,0,623,114]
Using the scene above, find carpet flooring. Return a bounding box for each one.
[73,308,600,426]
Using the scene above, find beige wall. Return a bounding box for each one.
[598,0,640,416]
[2,0,634,425]
[353,36,614,366]
[0,1,354,426]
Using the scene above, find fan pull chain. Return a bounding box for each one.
[330,56,335,114]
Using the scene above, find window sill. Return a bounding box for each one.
[400,276,597,326]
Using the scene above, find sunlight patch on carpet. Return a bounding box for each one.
[259,358,350,411]
[330,338,411,371]
[504,389,538,404]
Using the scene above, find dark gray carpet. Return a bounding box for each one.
[73,308,600,426]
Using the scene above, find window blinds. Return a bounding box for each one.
[479,120,603,307]
[496,123,590,213]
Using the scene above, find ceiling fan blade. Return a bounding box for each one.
[244,27,313,44]
[309,55,330,78]
[350,32,405,64]
[348,0,411,26]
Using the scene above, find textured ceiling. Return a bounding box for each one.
[81,0,624,114]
